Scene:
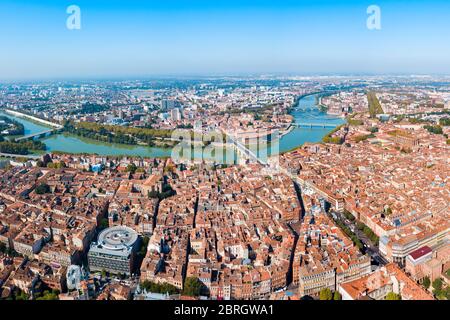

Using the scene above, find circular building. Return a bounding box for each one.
[88,226,139,276]
[97,225,138,251]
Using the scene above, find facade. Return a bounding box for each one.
[405,243,450,282]
[338,263,434,300]
[379,224,449,266]
[88,226,139,275]
[161,99,176,111]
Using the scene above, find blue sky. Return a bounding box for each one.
[1,0,450,80]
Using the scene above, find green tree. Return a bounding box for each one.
[182,277,202,297]
[422,276,431,290]
[319,288,333,300]
[439,118,450,126]
[36,160,45,167]
[15,290,29,301]
[432,278,443,296]
[385,292,402,300]
[99,218,109,229]
[445,287,450,300]
[424,125,443,135]
[35,183,50,195]
[333,291,342,300]
[36,290,59,300]
[141,280,180,295]
[367,91,384,118]
[139,236,150,256]
[126,163,138,174]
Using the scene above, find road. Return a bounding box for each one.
[0,152,42,160]
[332,210,388,266]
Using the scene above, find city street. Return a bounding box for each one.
[332,211,388,266]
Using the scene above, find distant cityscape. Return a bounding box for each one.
[0,75,449,301]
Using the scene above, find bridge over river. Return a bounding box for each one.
[220,129,268,166]
[291,122,339,129]
[0,152,42,160]
[15,129,59,142]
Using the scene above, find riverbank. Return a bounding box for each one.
[4,109,63,129]
[1,93,345,161]
[278,93,345,153]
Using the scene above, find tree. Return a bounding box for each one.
[319,288,333,300]
[35,183,50,195]
[15,290,29,301]
[47,161,66,169]
[36,290,59,300]
[141,280,180,295]
[333,291,342,300]
[385,292,402,300]
[424,124,443,135]
[432,278,443,296]
[36,160,45,167]
[99,218,109,229]
[367,92,384,118]
[0,242,6,253]
[445,287,450,300]
[126,163,137,174]
[139,236,149,256]
[422,276,431,290]
[385,207,393,216]
[182,277,202,297]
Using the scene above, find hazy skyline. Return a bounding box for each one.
[1,0,450,80]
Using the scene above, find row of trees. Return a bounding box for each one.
[355,221,379,245]
[332,214,364,252]
[322,125,346,145]
[140,277,202,297]
[439,118,450,126]
[367,92,384,118]
[319,288,341,300]
[423,124,444,135]
[64,122,138,145]
[34,289,59,300]
[347,118,364,126]
[63,121,174,147]
[140,280,180,295]
[321,288,402,300]
[354,134,375,143]
[425,277,450,300]
[0,140,46,155]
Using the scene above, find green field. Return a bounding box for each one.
[367,92,384,118]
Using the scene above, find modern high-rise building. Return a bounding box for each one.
[170,108,181,121]
[87,226,139,276]
[160,99,176,111]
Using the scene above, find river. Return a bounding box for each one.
[0,94,344,160]
[278,94,345,153]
